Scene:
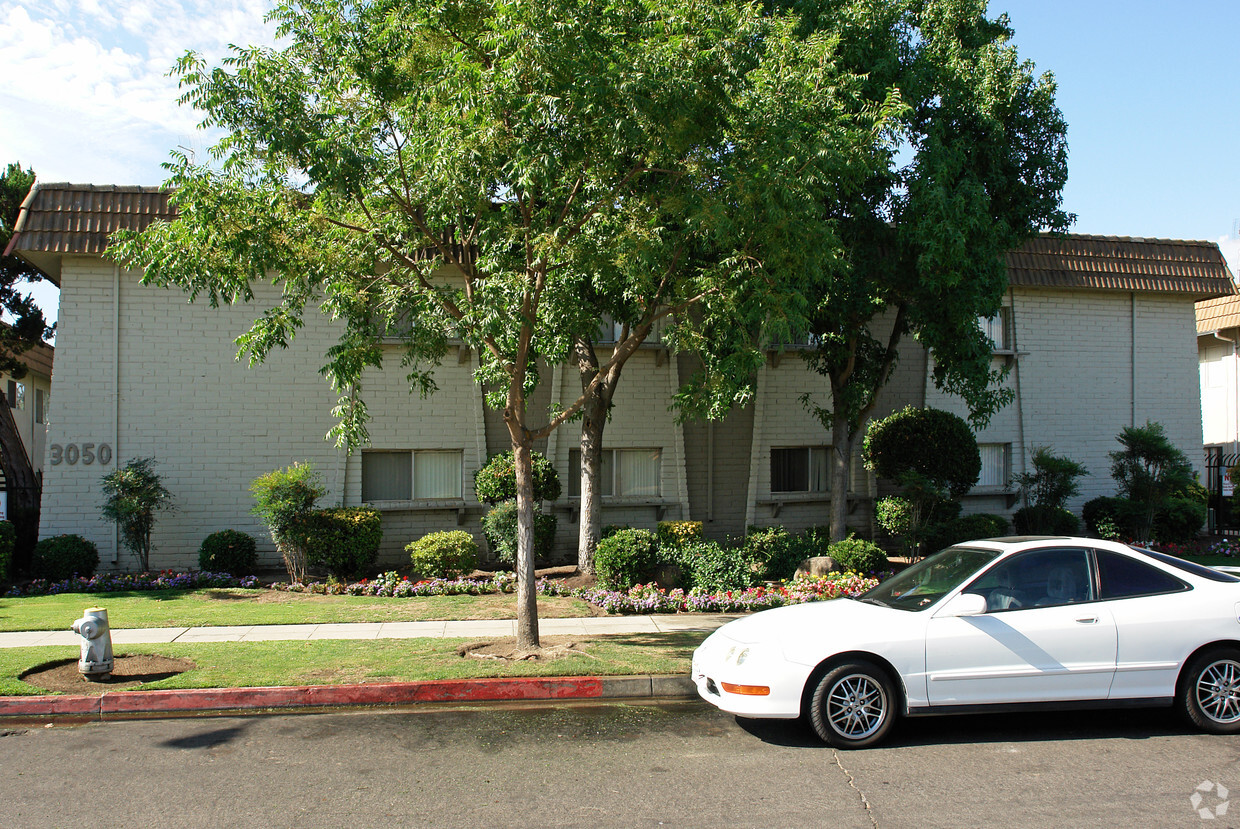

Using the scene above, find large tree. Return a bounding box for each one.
[783,0,1073,540]
[0,162,56,565]
[112,0,867,646]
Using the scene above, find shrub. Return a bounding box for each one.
[1014,447,1088,511]
[1011,505,1079,536]
[826,536,887,574]
[289,507,382,580]
[1082,496,1141,539]
[863,407,981,497]
[481,500,557,564]
[675,539,757,594]
[657,521,703,550]
[99,457,174,572]
[1109,421,1195,541]
[197,530,258,576]
[789,526,833,563]
[743,527,802,581]
[1153,497,1206,544]
[601,524,628,540]
[32,534,100,581]
[250,462,326,583]
[473,451,561,503]
[923,514,1011,553]
[0,520,13,584]
[594,529,659,591]
[407,531,479,579]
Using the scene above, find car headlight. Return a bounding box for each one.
[735,647,751,666]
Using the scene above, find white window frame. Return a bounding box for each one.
[975,443,1012,490]
[770,446,831,494]
[979,307,1012,352]
[361,449,463,502]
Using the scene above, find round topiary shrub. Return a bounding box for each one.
[289,507,382,580]
[594,528,659,591]
[407,530,479,579]
[1012,505,1079,537]
[863,406,981,497]
[473,451,561,503]
[32,534,100,581]
[480,500,558,565]
[197,530,259,576]
[826,536,887,574]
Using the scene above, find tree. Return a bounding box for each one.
[0,162,56,568]
[783,0,1072,540]
[99,457,174,572]
[250,462,326,584]
[110,0,862,648]
[1109,421,1195,542]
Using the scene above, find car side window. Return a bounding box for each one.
[1096,549,1189,600]
[967,547,1094,612]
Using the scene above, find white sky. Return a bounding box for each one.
[2,0,1238,327]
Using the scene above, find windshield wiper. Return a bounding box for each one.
[855,597,888,608]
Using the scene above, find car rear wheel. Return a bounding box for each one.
[809,660,896,748]
[1180,648,1240,734]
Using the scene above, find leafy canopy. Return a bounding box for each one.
[0,162,54,376]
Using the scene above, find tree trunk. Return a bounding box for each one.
[577,389,606,574]
[829,409,854,542]
[511,440,540,649]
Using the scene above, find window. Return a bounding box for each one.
[361,450,462,501]
[6,380,24,411]
[1096,550,1188,600]
[967,547,1093,611]
[771,446,829,493]
[34,388,47,424]
[976,443,1010,489]
[569,448,662,497]
[979,307,1012,351]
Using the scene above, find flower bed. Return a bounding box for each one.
[4,570,260,598]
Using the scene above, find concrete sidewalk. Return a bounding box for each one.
[0,613,738,649]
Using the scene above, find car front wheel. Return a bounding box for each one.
[809,660,897,748]
[1180,649,1240,734]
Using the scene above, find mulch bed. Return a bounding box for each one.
[19,655,196,696]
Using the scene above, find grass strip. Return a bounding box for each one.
[0,590,600,632]
[0,632,707,697]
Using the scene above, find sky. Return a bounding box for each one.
[1,0,1238,325]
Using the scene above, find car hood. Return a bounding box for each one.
[717,598,900,646]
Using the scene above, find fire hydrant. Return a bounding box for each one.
[71,607,114,679]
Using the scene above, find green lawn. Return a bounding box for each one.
[0,589,601,632]
[0,632,707,696]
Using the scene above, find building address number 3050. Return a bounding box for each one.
[49,443,113,466]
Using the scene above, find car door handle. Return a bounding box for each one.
[1076,617,1099,624]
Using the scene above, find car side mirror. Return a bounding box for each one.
[938,592,988,618]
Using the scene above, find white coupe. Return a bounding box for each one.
[692,536,1240,748]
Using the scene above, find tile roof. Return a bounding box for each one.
[1007,234,1236,299]
[1197,294,1240,335]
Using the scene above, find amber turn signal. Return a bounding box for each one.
[720,682,770,696]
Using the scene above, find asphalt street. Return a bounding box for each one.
[1,700,1238,828]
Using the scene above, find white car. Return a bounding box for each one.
[692,536,1240,748]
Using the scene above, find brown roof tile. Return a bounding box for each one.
[4,183,174,259]
[1197,293,1240,335]
[1007,234,1236,299]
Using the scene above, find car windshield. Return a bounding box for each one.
[857,546,1001,611]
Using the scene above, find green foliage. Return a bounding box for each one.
[1153,498,1206,544]
[924,514,1011,553]
[99,457,174,572]
[656,521,703,550]
[594,529,659,591]
[863,407,981,497]
[32,534,100,581]
[0,162,55,376]
[601,525,628,540]
[473,451,561,504]
[406,531,479,580]
[1109,421,1195,541]
[1012,505,1079,536]
[288,507,382,581]
[1082,496,1141,540]
[742,527,803,582]
[480,500,557,565]
[825,537,887,575]
[197,530,258,576]
[1015,447,1088,510]
[0,520,13,584]
[250,462,326,583]
[675,540,758,594]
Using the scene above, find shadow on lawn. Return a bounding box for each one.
[592,631,708,659]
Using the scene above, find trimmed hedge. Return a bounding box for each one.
[197,530,259,576]
[594,528,659,591]
[1082,496,1141,539]
[32,534,100,581]
[826,536,888,574]
[675,539,758,594]
[1153,497,1206,544]
[407,531,479,579]
[1012,505,1079,536]
[290,507,382,580]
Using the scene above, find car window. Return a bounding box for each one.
[966,547,1093,612]
[1128,546,1240,583]
[859,547,1000,612]
[1096,549,1189,599]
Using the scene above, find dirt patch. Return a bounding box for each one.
[20,655,196,696]
[457,635,592,663]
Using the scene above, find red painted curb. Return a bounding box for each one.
[0,694,100,717]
